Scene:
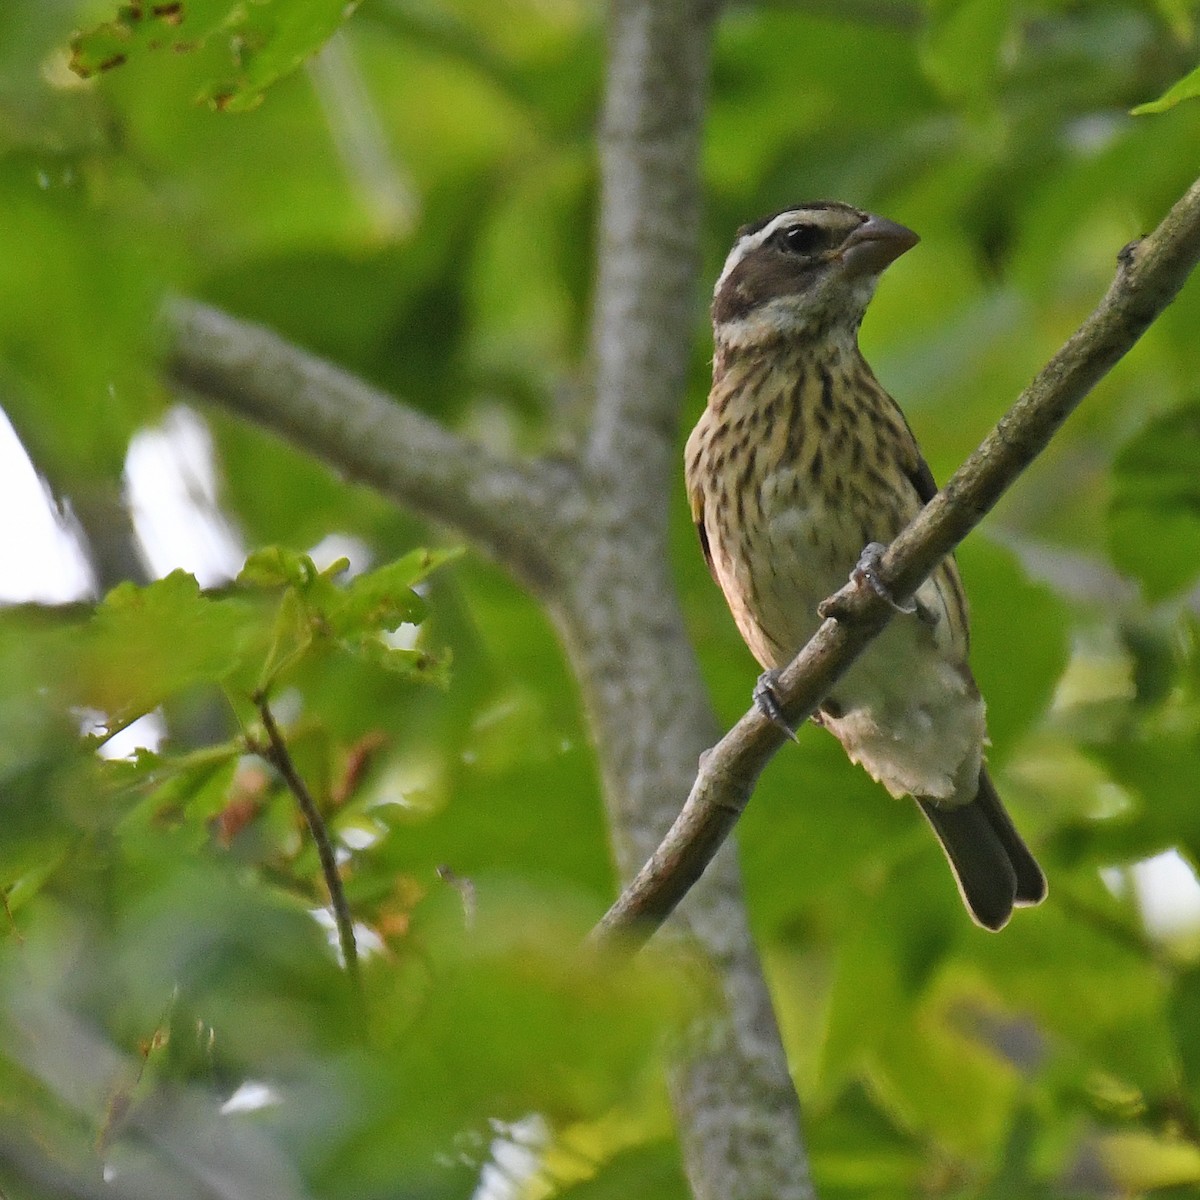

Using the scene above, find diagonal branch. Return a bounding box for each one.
[165,298,574,595]
[593,172,1200,950]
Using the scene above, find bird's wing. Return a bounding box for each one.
[684,423,719,582]
[688,479,717,581]
[905,451,939,507]
[891,411,971,655]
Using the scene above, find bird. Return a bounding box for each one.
[684,201,1046,930]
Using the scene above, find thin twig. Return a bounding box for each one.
[592,173,1200,950]
[253,696,360,982]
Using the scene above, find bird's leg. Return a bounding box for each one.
[850,542,917,613]
[818,541,936,623]
[753,670,800,743]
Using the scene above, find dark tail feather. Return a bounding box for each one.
[973,768,1047,907]
[917,769,1046,932]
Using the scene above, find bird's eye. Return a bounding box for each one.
[781,224,825,255]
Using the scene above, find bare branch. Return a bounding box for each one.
[165,298,572,595]
[593,173,1200,949]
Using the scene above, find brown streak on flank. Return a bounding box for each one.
[761,392,780,427]
[785,371,807,460]
[764,397,789,467]
[736,452,756,500]
[864,465,890,495]
[819,368,836,414]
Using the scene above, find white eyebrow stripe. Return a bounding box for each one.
[714,211,801,296]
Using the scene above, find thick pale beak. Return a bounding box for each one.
[841,214,919,278]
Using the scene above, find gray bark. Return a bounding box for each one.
[569,2,814,1196]
[167,1,817,1196]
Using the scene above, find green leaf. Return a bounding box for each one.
[316,551,459,683]
[69,1,226,79]
[349,638,451,686]
[1108,402,1200,599]
[237,545,324,590]
[69,0,364,112]
[0,160,162,480]
[1170,966,1200,1109]
[958,537,1069,759]
[240,546,457,634]
[1132,62,1200,115]
[235,546,458,687]
[82,571,262,723]
[2,853,66,914]
[116,748,242,848]
[1083,634,1200,866]
[807,1083,924,1195]
[919,0,1013,103]
[553,1142,689,1199]
[819,870,952,1088]
[1148,0,1195,43]
[1097,1130,1200,1192]
[327,549,456,637]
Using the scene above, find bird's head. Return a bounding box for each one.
[711,202,918,352]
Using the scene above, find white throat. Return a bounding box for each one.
[714,280,878,353]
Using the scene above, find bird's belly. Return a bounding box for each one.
[719,484,864,667]
[711,481,984,803]
[826,619,985,802]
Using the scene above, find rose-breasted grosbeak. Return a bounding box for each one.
[685,202,1046,929]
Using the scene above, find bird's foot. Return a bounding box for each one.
[851,541,918,615]
[753,670,800,743]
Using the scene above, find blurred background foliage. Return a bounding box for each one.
[3,0,1200,1196]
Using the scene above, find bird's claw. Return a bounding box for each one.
[852,542,917,615]
[753,670,800,743]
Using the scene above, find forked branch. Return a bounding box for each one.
[165,300,572,596]
[592,173,1200,949]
